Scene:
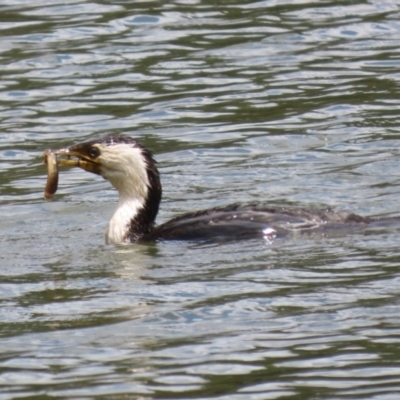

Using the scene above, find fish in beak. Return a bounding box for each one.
[43,142,102,200]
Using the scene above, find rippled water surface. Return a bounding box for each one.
[2,0,400,398]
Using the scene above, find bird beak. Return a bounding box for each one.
[52,145,101,175]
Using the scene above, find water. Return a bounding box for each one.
[1,0,400,398]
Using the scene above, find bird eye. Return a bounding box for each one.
[89,147,100,158]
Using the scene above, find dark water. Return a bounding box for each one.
[2,0,400,398]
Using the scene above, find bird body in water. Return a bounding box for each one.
[47,133,377,245]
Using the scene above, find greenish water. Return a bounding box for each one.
[2,0,400,398]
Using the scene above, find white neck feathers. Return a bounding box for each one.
[99,144,150,244]
[106,197,144,244]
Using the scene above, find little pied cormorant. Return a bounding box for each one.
[47,133,375,245]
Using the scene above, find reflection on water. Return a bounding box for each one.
[2,0,400,398]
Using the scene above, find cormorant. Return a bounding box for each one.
[44,134,374,244]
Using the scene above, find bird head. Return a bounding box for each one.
[55,134,159,199]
